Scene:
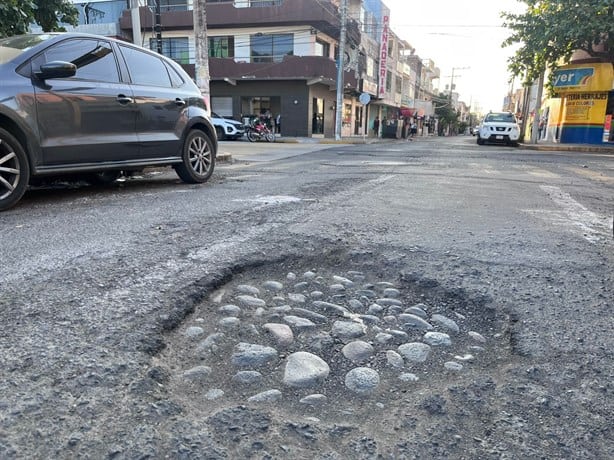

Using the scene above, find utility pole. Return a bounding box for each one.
[530,69,545,144]
[193,0,211,110]
[129,0,142,46]
[154,0,162,54]
[334,0,348,141]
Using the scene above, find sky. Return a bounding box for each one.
[383,0,527,113]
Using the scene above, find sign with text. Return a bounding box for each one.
[553,63,614,93]
[378,15,389,98]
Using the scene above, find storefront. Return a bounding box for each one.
[552,63,614,144]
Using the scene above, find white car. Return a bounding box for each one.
[211,112,245,140]
[476,112,520,146]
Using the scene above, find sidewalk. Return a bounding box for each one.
[520,140,614,154]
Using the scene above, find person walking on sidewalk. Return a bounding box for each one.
[373,116,380,137]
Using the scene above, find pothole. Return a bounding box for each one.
[156,257,507,424]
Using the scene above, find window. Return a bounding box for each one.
[148,0,189,12]
[149,37,189,64]
[33,39,119,83]
[315,39,330,58]
[120,45,172,87]
[395,76,402,94]
[250,33,293,63]
[386,72,392,92]
[209,36,234,58]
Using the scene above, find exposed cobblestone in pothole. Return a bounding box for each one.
[161,269,493,409]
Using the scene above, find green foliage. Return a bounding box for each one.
[434,93,460,135]
[502,0,614,85]
[0,0,78,38]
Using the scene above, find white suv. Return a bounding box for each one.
[477,112,520,146]
[211,112,245,140]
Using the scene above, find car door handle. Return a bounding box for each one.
[175,98,186,107]
[116,94,134,104]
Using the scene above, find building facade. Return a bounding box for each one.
[64,0,439,139]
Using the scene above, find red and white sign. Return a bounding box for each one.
[378,15,389,98]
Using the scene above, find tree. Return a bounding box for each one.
[0,0,78,38]
[434,93,460,136]
[502,0,614,85]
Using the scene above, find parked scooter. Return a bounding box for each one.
[245,118,275,142]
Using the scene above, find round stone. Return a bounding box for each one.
[375,333,394,345]
[398,373,419,382]
[383,288,400,298]
[232,370,263,384]
[263,280,284,292]
[398,342,432,363]
[331,321,366,340]
[344,367,380,394]
[423,331,452,346]
[444,361,464,371]
[236,284,260,295]
[283,315,316,330]
[386,350,405,368]
[248,389,282,403]
[218,317,240,329]
[288,293,307,304]
[431,314,460,333]
[406,303,429,318]
[182,365,211,380]
[299,394,328,405]
[263,323,294,346]
[231,343,278,367]
[218,304,241,316]
[398,314,433,330]
[283,352,330,388]
[342,341,374,363]
[236,295,266,308]
[468,331,487,343]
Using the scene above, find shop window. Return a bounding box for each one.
[149,37,189,64]
[251,33,293,63]
[209,36,234,58]
[315,39,330,58]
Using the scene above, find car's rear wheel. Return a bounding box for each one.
[174,129,215,183]
[0,128,30,212]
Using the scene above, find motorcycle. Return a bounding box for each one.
[245,120,275,142]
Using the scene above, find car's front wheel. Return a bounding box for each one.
[477,137,485,145]
[174,129,215,183]
[215,126,226,141]
[0,128,30,212]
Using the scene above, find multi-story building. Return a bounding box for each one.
[62,0,440,139]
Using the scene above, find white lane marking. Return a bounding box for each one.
[536,185,612,243]
[233,195,302,205]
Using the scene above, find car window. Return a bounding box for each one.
[165,61,185,88]
[485,113,516,123]
[119,45,172,87]
[32,39,119,83]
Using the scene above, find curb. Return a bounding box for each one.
[520,143,614,154]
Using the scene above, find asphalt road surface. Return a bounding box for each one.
[1,136,612,458]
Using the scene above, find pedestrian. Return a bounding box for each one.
[275,114,281,134]
[410,121,417,138]
[373,116,380,137]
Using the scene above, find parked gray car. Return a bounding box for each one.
[0,32,217,211]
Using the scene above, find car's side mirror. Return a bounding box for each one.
[34,61,77,80]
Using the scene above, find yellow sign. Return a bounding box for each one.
[554,63,614,93]
[563,92,608,125]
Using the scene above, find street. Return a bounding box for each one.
[1,136,612,458]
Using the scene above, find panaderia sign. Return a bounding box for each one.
[378,15,389,98]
